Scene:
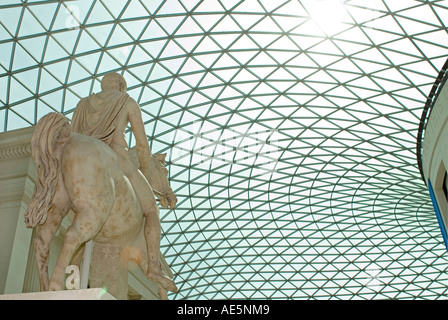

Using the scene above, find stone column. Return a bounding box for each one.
[0,127,36,294]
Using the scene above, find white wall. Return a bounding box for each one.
[422,78,448,235]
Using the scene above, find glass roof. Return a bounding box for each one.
[1,0,447,299]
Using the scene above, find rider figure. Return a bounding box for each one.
[71,72,177,293]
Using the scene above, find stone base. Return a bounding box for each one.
[0,288,116,300]
[89,242,129,300]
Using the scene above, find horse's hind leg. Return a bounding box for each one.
[48,200,110,291]
[67,210,86,268]
[34,187,70,291]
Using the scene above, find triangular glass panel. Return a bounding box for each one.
[248,51,278,68]
[151,78,174,97]
[128,45,151,66]
[107,45,132,66]
[44,59,70,83]
[0,109,7,132]
[218,0,243,11]
[385,0,418,12]
[12,43,37,71]
[191,13,222,33]
[51,28,79,53]
[87,1,114,24]
[175,16,203,36]
[11,99,36,124]
[194,52,221,69]
[174,35,204,53]
[69,78,93,98]
[68,58,92,83]
[108,24,134,47]
[75,52,101,74]
[192,0,223,13]
[156,16,186,35]
[285,81,315,95]
[7,108,33,130]
[413,38,448,59]
[141,20,168,41]
[0,23,11,42]
[28,2,58,32]
[232,13,265,31]
[18,8,46,37]
[398,5,441,27]
[13,67,39,93]
[16,35,45,62]
[433,5,448,28]
[211,15,242,33]
[1,7,22,35]
[121,0,151,19]
[249,32,281,49]
[194,36,221,54]
[120,20,148,41]
[179,56,204,74]
[36,99,57,121]
[40,88,64,113]
[39,67,62,94]
[290,20,326,38]
[251,16,283,34]
[149,62,172,81]
[97,52,122,74]
[81,25,111,49]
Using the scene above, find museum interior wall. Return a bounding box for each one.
[422,74,448,251]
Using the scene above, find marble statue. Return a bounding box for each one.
[24,73,178,299]
[71,72,177,291]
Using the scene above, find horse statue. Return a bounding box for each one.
[24,112,178,299]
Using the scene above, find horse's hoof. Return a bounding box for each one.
[48,283,64,291]
[147,271,178,293]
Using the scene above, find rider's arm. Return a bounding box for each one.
[128,99,151,180]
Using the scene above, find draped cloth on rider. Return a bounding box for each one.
[71,90,130,146]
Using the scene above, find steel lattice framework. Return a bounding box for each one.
[1,0,447,299]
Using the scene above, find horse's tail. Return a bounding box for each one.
[24,112,71,228]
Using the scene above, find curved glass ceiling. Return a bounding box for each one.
[1,0,448,299]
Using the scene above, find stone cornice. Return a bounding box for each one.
[0,126,34,160]
[0,145,32,160]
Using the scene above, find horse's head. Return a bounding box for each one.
[148,153,177,210]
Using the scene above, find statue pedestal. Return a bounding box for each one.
[0,288,116,300]
[89,242,128,300]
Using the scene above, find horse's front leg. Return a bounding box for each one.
[158,286,168,300]
[34,183,70,291]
